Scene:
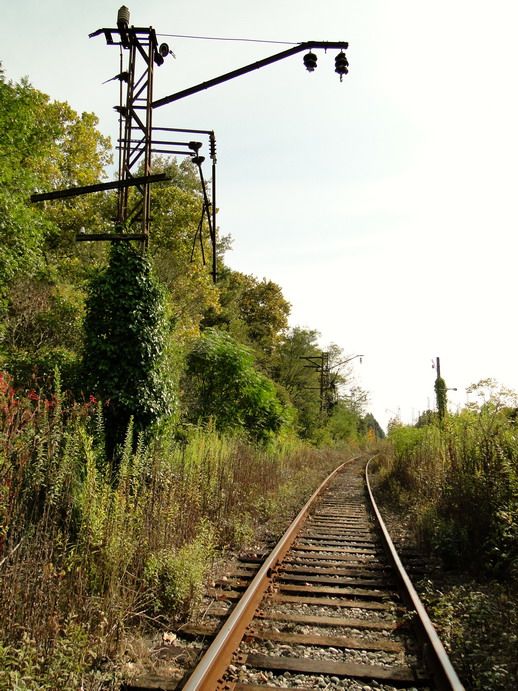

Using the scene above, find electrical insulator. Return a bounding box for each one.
[303,52,318,72]
[209,133,216,160]
[117,6,130,27]
[158,43,169,57]
[335,52,348,81]
[117,6,130,48]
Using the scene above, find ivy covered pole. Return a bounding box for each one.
[82,241,172,459]
[434,356,448,421]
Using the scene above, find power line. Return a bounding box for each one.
[156,33,298,46]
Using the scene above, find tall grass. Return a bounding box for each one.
[376,384,518,691]
[378,391,518,580]
[0,372,345,686]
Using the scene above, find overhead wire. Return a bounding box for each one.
[156,33,298,45]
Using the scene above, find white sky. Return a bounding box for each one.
[3,1,518,429]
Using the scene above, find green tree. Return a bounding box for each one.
[82,242,173,454]
[0,76,55,299]
[415,409,437,428]
[2,277,84,388]
[325,401,361,443]
[184,328,287,442]
[148,159,220,341]
[0,71,112,385]
[0,74,111,272]
[360,412,385,439]
[202,270,290,365]
[270,327,322,438]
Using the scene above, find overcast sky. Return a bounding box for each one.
[3,1,518,429]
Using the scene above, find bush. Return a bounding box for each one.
[0,372,343,685]
[144,521,214,620]
[381,387,518,579]
[185,328,287,442]
[420,580,518,691]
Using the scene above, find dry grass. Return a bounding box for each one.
[0,373,348,686]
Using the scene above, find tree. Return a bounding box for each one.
[0,76,55,300]
[145,158,220,340]
[202,270,290,367]
[184,328,287,442]
[238,277,290,356]
[82,242,173,454]
[415,409,437,428]
[360,413,385,439]
[0,71,112,385]
[270,327,322,438]
[3,277,84,388]
[325,401,361,443]
[0,75,112,280]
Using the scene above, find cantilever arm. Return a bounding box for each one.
[152,40,348,108]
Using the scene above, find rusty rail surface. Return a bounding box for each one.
[181,458,354,690]
[365,457,465,691]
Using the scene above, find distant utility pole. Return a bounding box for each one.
[302,352,363,414]
[433,356,447,420]
[301,352,329,413]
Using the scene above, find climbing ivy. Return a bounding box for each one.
[82,241,172,452]
[435,376,448,421]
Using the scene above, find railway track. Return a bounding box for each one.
[127,456,464,691]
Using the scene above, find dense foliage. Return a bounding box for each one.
[0,374,347,687]
[0,67,372,450]
[376,380,518,689]
[434,375,447,420]
[381,380,518,579]
[82,241,172,450]
[185,328,288,441]
[419,580,518,691]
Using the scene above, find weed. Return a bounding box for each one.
[144,521,215,620]
[0,371,348,684]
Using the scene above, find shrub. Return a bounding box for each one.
[144,521,214,620]
[381,390,518,579]
[420,580,518,691]
[185,328,287,442]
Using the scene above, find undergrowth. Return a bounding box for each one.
[419,579,518,691]
[375,380,518,689]
[0,371,346,687]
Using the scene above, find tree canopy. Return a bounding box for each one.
[184,328,287,442]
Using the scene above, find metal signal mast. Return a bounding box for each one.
[31,5,349,283]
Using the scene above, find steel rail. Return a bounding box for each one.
[365,458,465,691]
[182,457,357,691]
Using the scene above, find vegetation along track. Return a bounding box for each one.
[130,457,465,691]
